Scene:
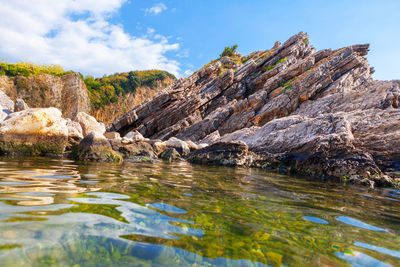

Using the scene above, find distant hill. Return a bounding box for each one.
[0,61,176,122]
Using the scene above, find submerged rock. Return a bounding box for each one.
[0,108,68,155]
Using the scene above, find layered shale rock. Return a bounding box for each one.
[111,32,400,187]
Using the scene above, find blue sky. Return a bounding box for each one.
[0,0,399,80]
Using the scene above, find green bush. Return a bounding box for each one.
[0,61,73,77]
[219,45,238,58]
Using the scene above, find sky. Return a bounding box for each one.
[0,0,399,80]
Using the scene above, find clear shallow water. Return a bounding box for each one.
[0,157,399,266]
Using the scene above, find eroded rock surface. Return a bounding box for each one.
[0,73,90,119]
[0,108,68,155]
[111,32,400,187]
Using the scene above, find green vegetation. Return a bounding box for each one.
[264,57,288,72]
[84,70,175,110]
[0,61,73,77]
[219,44,238,58]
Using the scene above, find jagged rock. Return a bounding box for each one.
[187,141,253,167]
[219,111,398,187]
[200,130,221,145]
[75,112,106,137]
[14,98,29,112]
[160,148,181,162]
[0,108,68,155]
[0,91,14,111]
[66,119,83,140]
[76,132,122,162]
[165,137,190,155]
[124,130,144,141]
[104,132,121,140]
[102,32,400,187]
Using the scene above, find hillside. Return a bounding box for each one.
[0,62,175,122]
[85,70,176,123]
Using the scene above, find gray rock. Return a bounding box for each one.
[0,91,14,111]
[187,141,252,167]
[14,98,29,112]
[76,132,122,162]
[160,148,181,162]
[75,112,106,137]
[0,105,11,122]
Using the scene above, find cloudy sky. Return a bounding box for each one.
[0,0,399,79]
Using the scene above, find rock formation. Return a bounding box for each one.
[0,73,90,119]
[0,108,68,155]
[110,32,400,187]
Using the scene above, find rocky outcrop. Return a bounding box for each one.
[110,32,400,187]
[0,108,68,155]
[0,73,90,118]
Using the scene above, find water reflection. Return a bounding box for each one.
[0,157,398,266]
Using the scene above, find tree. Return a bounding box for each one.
[127,71,141,92]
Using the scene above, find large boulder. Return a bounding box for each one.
[118,141,158,162]
[75,112,106,137]
[75,132,122,162]
[0,108,68,155]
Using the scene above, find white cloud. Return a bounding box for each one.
[184,69,194,76]
[176,49,190,58]
[0,0,180,76]
[145,3,167,16]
